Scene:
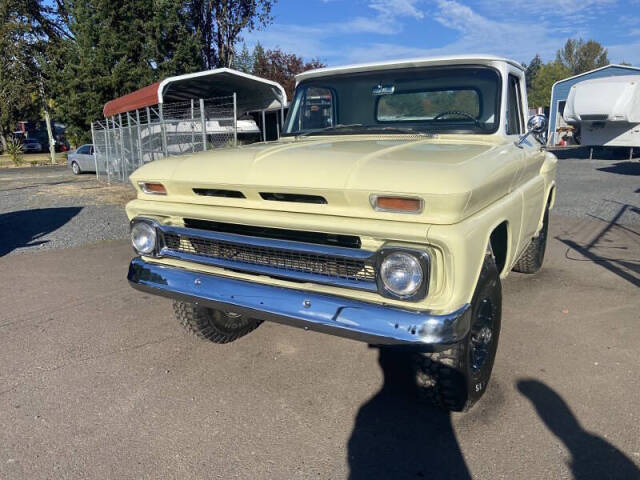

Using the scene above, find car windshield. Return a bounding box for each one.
[283,66,501,136]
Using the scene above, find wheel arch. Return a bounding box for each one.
[547,183,556,209]
[426,190,522,311]
[534,182,555,234]
[489,220,510,276]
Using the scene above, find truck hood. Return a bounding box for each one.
[130,135,520,224]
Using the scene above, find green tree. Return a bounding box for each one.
[47,0,203,143]
[556,38,609,75]
[232,42,253,73]
[523,54,542,96]
[189,0,276,69]
[0,0,57,151]
[529,61,572,108]
[150,0,204,79]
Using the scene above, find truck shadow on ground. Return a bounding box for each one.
[517,379,639,480]
[597,161,640,176]
[0,207,82,257]
[347,348,471,480]
[550,147,637,161]
[556,202,639,288]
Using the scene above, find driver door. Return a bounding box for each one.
[507,73,546,244]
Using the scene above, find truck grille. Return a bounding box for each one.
[163,232,376,283]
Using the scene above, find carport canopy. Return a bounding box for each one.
[103,68,287,117]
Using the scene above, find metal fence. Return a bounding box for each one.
[91,95,238,183]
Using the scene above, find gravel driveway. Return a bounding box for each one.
[0,166,133,256]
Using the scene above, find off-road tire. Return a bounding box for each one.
[513,206,549,274]
[173,301,262,344]
[413,251,502,412]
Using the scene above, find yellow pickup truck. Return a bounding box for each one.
[126,55,556,411]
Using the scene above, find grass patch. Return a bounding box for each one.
[0,152,67,168]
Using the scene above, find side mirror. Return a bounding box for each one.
[516,114,547,147]
[527,114,547,133]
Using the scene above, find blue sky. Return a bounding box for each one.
[246,0,640,66]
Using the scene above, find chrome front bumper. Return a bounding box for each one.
[128,257,471,351]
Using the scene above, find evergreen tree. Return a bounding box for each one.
[524,54,542,97]
[150,0,203,79]
[251,41,266,71]
[0,0,55,150]
[47,0,203,143]
[232,43,253,73]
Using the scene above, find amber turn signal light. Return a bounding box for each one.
[139,182,167,195]
[371,195,423,213]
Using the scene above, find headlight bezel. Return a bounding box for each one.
[130,218,160,256]
[376,248,430,301]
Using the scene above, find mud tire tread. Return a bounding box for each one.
[413,251,502,412]
[173,301,262,344]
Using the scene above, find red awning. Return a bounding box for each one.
[102,69,287,118]
[103,82,160,117]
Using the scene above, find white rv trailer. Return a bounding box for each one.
[563,75,640,154]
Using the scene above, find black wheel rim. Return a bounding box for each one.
[470,298,495,374]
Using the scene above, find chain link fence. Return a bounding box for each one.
[92,95,242,183]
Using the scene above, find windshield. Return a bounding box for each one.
[283,66,501,136]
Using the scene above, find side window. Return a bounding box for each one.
[506,75,524,135]
[77,145,89,154]
[293,87,335,131]
[89,146,94,155]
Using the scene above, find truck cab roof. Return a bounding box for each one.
[296,55,524,84]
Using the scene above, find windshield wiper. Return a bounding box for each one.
[296,124,363,138]
[358,125,433,136]
[297,124,435,138]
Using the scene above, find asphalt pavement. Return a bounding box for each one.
[0,160,638,479]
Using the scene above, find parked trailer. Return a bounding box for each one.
[563,75,640,158]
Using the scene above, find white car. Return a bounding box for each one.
[67,144,95,174]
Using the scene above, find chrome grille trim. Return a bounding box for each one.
[154,223,378,292]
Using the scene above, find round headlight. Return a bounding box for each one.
[380,252,423,297]
[131,222,157,255]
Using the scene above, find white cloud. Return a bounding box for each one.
[483,0,616,17]
[606,40,640,65]
[429,0,571,61]
[247,0,426,56]
[248,0,638,67]
[341,0,424,34]
[369,0,424,19]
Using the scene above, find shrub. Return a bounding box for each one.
[6,137,24,166]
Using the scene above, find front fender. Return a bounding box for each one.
[427,189,523,309]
